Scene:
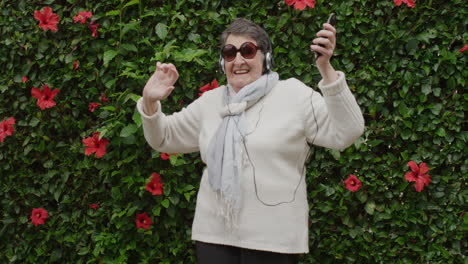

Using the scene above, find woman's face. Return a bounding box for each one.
[224,34,264,92]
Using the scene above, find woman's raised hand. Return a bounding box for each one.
[310,23,336,66]
[143,62,179,102]
[310,23,339,85]
[142,62,178,115]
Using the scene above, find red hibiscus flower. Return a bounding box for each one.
[405,161,431,192]
[459,44,468,53]
[100,93,110,103]
[82,132,109,158]
[89,203,99,210]
[160,152,177,160]
[344,174,362,192]
[89,20,99,38]
[31,84,60,110]
[394,0,415,8]
[146,172,164,196]
[135,212,152,229]
[198,79,219,96]
[34,7,60,32]
[72,60,79,70]
[30,208,48,226]
[0,117,16,143]
[285,0,316,10]
[73,11,92,24]
[88,102,100,112]
[22,76,28,83]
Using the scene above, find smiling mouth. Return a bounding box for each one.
[234,69,249,75]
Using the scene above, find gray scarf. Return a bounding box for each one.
[206,72,279,224]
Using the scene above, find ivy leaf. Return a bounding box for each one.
[161,199,170,208]
[120,124,138,137]
[169,194,180,205]
[101,106,116,112]
[77,247,89,256]
[356,191,368,203]
[103,50,119,66]
[121,43,138,52]
[106,10,120,16]
[436,127,446,137]
[329,149,341,160]
[365,201,376,215]
[133,109,142,127]
[123,0,139,8]
[29,117,40,127]
[128,93,141,103]
[421,84,431,95]
[155,23,168,40]
[325,185,335,197]
[172,48,208,62]
[53,189,61,202]
[416,29,437,43]
[152,206,161,216]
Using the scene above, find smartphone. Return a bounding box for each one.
[327,13,337,27]
[315,13,336,58]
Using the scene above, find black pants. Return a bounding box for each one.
[196,241,299,264]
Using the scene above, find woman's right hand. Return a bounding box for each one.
[142,62,179,114]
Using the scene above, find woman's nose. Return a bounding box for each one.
[232,51,245,64]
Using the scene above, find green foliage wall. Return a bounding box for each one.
[0,0,466,263]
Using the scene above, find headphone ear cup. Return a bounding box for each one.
[269,51,275,70]
[219,56,225,74]
[266,37,275,72]
[264,52,272,72]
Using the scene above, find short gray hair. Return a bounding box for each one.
[220,18,271,54]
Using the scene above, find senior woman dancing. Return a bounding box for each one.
[137,18,364,264]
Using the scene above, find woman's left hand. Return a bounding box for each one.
[310,23,339,84]
[310,23,336,66]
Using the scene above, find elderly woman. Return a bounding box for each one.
[137,18,364,264]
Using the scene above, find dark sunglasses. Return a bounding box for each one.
[221,42,260,62]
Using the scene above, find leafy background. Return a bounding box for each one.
[0,0,466,263]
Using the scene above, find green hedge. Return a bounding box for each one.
[0,0,466,263]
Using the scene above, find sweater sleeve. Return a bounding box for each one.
[136,96,203,154]
[304,71,365,150]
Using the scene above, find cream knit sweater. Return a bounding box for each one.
[136,71,364,253]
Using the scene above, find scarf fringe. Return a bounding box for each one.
[216,192,239,231]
